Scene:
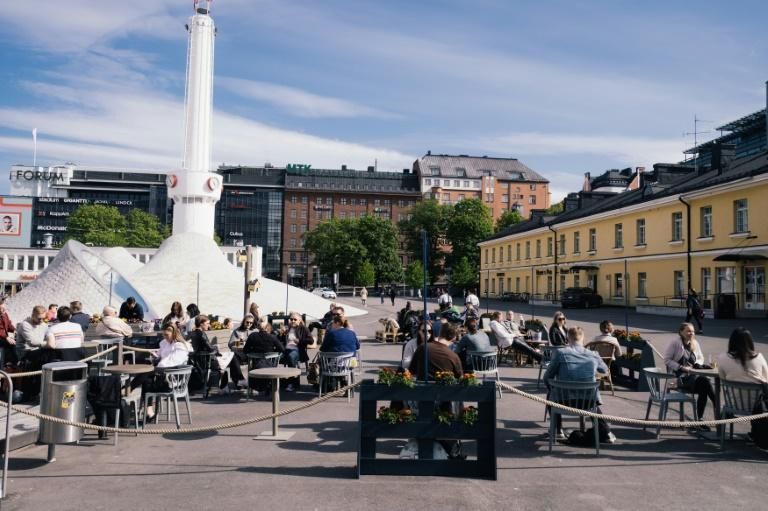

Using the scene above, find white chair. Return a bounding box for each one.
[143,365,193,429]
[547,379,601,455]
[642,368,698,438]
[246,352,281,399]
[468,351,502,398]
[318,352,356,402]
[720,380,764,448]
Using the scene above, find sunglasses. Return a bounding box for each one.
[244,321,253,325]
[557,317,565,321]
[289,318,299,322]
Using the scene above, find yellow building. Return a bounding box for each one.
[478,148,768,317]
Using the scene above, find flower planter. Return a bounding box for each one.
[613,338,658,392]
[357,380,497,480]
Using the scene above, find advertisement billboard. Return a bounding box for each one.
[0,197,33,248]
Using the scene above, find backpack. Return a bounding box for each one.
[750,385,768,449]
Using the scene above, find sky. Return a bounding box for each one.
[1,0,767,202]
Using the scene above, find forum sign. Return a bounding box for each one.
[9,165,73,198]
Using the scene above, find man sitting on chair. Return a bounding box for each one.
[585,320,622,360]
[490,311,542,363]
[543,326,616,443]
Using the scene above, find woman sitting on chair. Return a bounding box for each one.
[279,313,313,392]
[717,328,768,383]
[190,314,245,391]
[228,314,256,364]
[244,320,287,395]
[548,312,568,346]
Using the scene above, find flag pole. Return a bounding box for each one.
[32,128,38,167]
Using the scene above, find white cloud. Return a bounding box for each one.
[218,77,400,119]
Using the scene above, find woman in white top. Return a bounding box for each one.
[664,322,716,426]
[162,301,189,334]
[718,328,768,384]
[132,324,189,419]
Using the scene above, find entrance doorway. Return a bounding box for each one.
[744,266,765,311]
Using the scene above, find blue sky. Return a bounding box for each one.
[1,0,767,201]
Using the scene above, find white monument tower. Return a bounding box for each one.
[166,0,222,237]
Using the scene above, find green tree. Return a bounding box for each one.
[66,204,127,246]
[303,218,367,282]
[545,200,564,216]
[125,209,169,248]
[445,198,493,269]
[450,256,477,293]
[376,250,404,284]
[354,260,375,287]
[398,200,448,284]
[495,209,524,233]
[405,260,425,290]
[355,215,402,283]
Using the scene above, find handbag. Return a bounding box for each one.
[306,354,320,385]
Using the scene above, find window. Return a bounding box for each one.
[671,212,683,241]
[700,206,712,237]
[573,274,580,287]
[515,277,520,292]
[614,223,623,248]
[701,267,712,300]
[491,248,496,263]
[442,193,450,201]
[290,253,296,262]
[535,239,541,258]
[573,232,580,253]
[506,245,511,262]
[734,199,749,233]
[674,270,685,298]
[300,210,307,219]
[463,180,470,187]
[351,198,357,206]
[443,179,450,186]
[340,197,348,205]
[528,196,536,205]
[289,239,297,248]
[290,210,297,219]
[559,234,566,256]
[516,243,521,260]
[546,237,553,257]
[424,178,431,185]
[530,184,537,190]
[290,195,297,204]
[588,228,596,252]
[484,249,488,265]
[384,199,390,206]
[301,196,308,204]
[559,275,566,296]
[453,180,460,187]
[290,224,297,233]
[637,272,647,298]
[636,218,646,245]
[326,197,332,205]
[473,181,481,188]
[525,241,530,259]
[457,194,464,201]
[360,199,367,206]
[614,273,623,297]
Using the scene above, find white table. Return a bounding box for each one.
[249,367,301,441]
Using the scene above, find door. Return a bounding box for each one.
[587,273,597,292]
[744,266,765,311]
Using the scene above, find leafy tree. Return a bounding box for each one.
[495,209,524,233]
[303,218,367,282]
[354,260,375,287]
[398,200,448,284]
[376,250,404,285]
[66,204,127,247]
[355,215,401,283]
[405,260,425,290]
[444,198,493,269]
[545,200,564,216]
[125,209,169,248]
[450,256,477,293]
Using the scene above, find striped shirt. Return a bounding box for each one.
[47,321,84,349]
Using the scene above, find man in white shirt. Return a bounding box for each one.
[95,306,134,339]
[465,289,480,309]
[490,311,542,363]
[586,320,622,360]
[16,305,48,360]
[438,290,453,311]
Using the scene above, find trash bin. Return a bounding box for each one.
[39,361,88,445]
[715,293,737,319]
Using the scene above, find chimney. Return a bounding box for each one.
[582,172,592,192]
[341,164,347,171]
[402,168,409,174]
[427,150,431,156]
[367,166,374,172]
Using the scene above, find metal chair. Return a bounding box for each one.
[246,352,281,399]
[547,379,601,455]
[720,380,764,448]
[143,365,193,429]
[468,351,503,398]
[642,367,698,438]
[318,352,356,402]
[189,352,218,399]
[537,345,564,389]
[586,341,616,396]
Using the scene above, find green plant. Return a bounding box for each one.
[377,367,415,388]
[459,373,479,386]
[434,409,454,425]
[458,406,479,425]
[434,371,458,385]
[377,406,416,425]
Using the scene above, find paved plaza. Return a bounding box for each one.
[2,296,767,510]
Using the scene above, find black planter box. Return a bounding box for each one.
[612,339,657,392]
[357,380,497,480]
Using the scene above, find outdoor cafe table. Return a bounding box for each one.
[689,366,722,437]
[103,364,155,395]
[248,367,301,441]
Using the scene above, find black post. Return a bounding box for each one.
[421,229,429,382]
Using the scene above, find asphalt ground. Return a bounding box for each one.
[2,295,767,511]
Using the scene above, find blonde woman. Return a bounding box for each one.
[664,322,716,426]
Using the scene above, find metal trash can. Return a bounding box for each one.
[39,362,88,448]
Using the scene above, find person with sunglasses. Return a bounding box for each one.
[228,314,257,364]
[281,313,313,391]
[549,312,568,346]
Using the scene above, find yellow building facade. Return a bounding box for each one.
[479,165,768,316]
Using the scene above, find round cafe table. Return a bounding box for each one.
[103,364,155,394]
[249,367,301,441]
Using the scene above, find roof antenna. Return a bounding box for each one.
[683,114,712,175]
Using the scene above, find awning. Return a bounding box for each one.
[713,253,768,262]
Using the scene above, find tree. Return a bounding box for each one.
[376,250,404,285]
[303,218,367,281]
[444,198,493,269]
[354,260,375,287]
[399,200,448,284]
[405,260,425,290]
[495,209,524,233]
[355,215,401,283]
[66,204,127,247]
[125,209,169,248]
[450,257,477,293]
[545,200,564,216]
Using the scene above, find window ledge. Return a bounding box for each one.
[587,250,597,256]
[668,240,684,246]
[573,252,580,256]
[611,295,625,301]
[613,246,624,252]
[729,232,752,239]
[634,244,647,249]
[635,296,649,301]
[697,236,714,242]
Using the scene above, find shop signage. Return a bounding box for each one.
[286,164,312,171]
[14,169,67,182]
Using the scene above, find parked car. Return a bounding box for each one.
[501,292,530,303]
[561,287,603,308]
[312,287,337,299]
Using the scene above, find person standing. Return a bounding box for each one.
[465,289,480,309]
[360,287,368,307]
[685,288,704,333]
[379,288,385,304]
[389,286,397,306]
[438,289,453,311]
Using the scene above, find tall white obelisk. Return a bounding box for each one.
[166,1,221,237]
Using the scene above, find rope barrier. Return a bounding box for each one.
[123,346,155,354]
[0,382,362,435]
[7,345,119,378]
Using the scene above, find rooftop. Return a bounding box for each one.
[415,153,548,183]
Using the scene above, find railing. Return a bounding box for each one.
[0,370,12,499]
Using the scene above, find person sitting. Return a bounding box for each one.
[397,302,413,330]
[717,327,768,383]
[16,305,48,362]
[436,322,459,348]
[543,326,616,443]
[244,320,287,395]
[228,314,256,364]
[437,289,453,311]
[69,301,91,332]
[320,315,360,354]
[248,302,262,324]
[549,311,568,346]
[490,311,542,363]
[45,306,85,361]
[279,313,314,392]
[162,301,189,334]
[0,301,17,366]
[184,304,200,336]
[119,296,144,322]
[456,317,492,370]
[586,320,622,360]
[664,322,716,429]
[401,319,433,369]
[189,314,244,391]
[95,306,133,339]
[46,304,58,323]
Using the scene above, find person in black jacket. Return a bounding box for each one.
[118,297,144,322]
[549,312,568,346]
[189,314,244,389]
[244,322,287,395]
[278,313,314,391]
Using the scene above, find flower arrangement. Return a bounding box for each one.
[459,373,479,386]
[434,371,458,385]
[377,406,416,424]
[434,409,454,424]
[628,331,645,343]
[613,329,645,343]
[458,406,479,426]
[525,318,544,331]
[377,367,416,388]
[89,313,101,324]
[210,320,224,330]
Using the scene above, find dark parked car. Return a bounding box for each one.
[561,287,603,308]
